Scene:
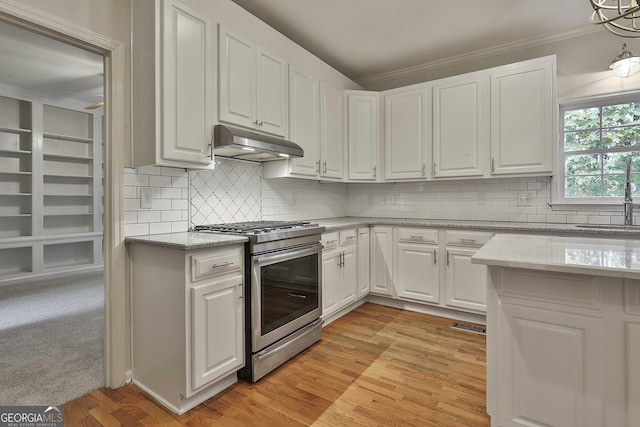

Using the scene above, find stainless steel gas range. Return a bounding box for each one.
[193,220,325,381]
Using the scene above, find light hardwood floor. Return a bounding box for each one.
[64,303,489,426]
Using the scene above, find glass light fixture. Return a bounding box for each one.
[591,0,640,37]
[610,43,640,77]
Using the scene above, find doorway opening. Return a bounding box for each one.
[0,16,112,404]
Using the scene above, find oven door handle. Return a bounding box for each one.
[253,243,322,266]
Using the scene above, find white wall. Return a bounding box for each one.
[359,29,640,101]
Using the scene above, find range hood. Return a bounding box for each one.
[213,124,304,162]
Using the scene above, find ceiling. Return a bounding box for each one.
[0,21,103,107]
[0,1,603,102]
[231,0,601,83]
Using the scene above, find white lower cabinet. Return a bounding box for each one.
[369,226,394,296]
[130,242,244,415]
[190,274,244,389]
[444,230,493,312]
[394,228,439,303]
[321,229,357,320]
[487,268,640,426]
[356,227,370,298]
[368,226,491,315]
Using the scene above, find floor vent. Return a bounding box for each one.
[452,322,486,334]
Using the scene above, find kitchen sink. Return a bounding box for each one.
[575,224,640,230]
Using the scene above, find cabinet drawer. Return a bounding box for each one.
[339,229,357,246]
[191,247,242,282]
[397,227,438,244]
[445,230,493,247]
[321,232,339,250]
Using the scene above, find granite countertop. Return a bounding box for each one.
[126,216,640,250]
[313,216,640,236]
[471,233,640,280]
[126,232,248,250]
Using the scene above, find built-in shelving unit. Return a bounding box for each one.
[0,90,103,285]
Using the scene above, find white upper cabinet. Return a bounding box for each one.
[132,0,215,169]
[288,66,320,177]
[319,83,344,179]
[346,91,379,181]
[218,26,288,138]
[432,72,488,178]
[384,86,430,180]
[490,56,555,175]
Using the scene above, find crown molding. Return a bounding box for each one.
[356,26,603,89]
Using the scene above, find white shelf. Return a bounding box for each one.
[43,152,92,161]
[0,126,31,134]
[42,132,92,144]
[44,173,92,179]
[0,170,31,175]
[0,93,103,285]
[0,148,31,155]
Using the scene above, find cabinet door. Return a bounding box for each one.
[320,83,343,179]
[496,302,603,427]
[384,87,429,180]
[256,47,288,137]
[490,58,554,175]
[289,67,319,177]
[445,248,486,312]
[191,273,244,390]
[347,92,378,181]
[161,0,215,165]
[370,226,393,296]
[357,228,370,299]
[218,26,255,130]
[321,248,340,318]
[340,247,357,306]
[433,74,487,178]
[396,242,439,303]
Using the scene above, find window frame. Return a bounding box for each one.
[553,91,640,207]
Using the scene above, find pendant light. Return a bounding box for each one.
[610,43,640,77]
[590,0,640,37]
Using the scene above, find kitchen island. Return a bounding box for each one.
[472,234,640,427]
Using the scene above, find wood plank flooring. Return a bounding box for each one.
[64,303,489,426]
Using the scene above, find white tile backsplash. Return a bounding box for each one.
[125,160,631,237]
[123,167,190,237]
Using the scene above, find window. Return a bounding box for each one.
[560,96,640,203]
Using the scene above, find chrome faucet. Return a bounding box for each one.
[624,157,635,226]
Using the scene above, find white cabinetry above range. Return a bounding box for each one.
[218,26,288,138]
[132,0,215,169]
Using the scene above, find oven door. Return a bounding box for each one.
[251,242,322,352]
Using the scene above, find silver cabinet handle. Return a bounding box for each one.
[346,235,356,240]
[238,283,243,299]
[253,120,259,126]
[323,161,327,175]
[460,238,477,243]
[325,239,337,244]
[491,157,495,173]
[446,251,450,266]
[433,249,437,264]
[316,160,320,174]
[211,261,233,269]
[410,235,425,240]
[422,163,426,177]
[259,120,263,126]
[373,166,377,178]
[359,232,367,236]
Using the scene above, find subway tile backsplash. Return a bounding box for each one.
[123,161,628,237]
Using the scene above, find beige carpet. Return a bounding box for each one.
[0,271,104,405]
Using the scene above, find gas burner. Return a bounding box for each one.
[192,220,324,244]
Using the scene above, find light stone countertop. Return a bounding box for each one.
[125,216,640,250]
[312,216,640,237]
[125,232,248,250]
[471,233,640,280]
